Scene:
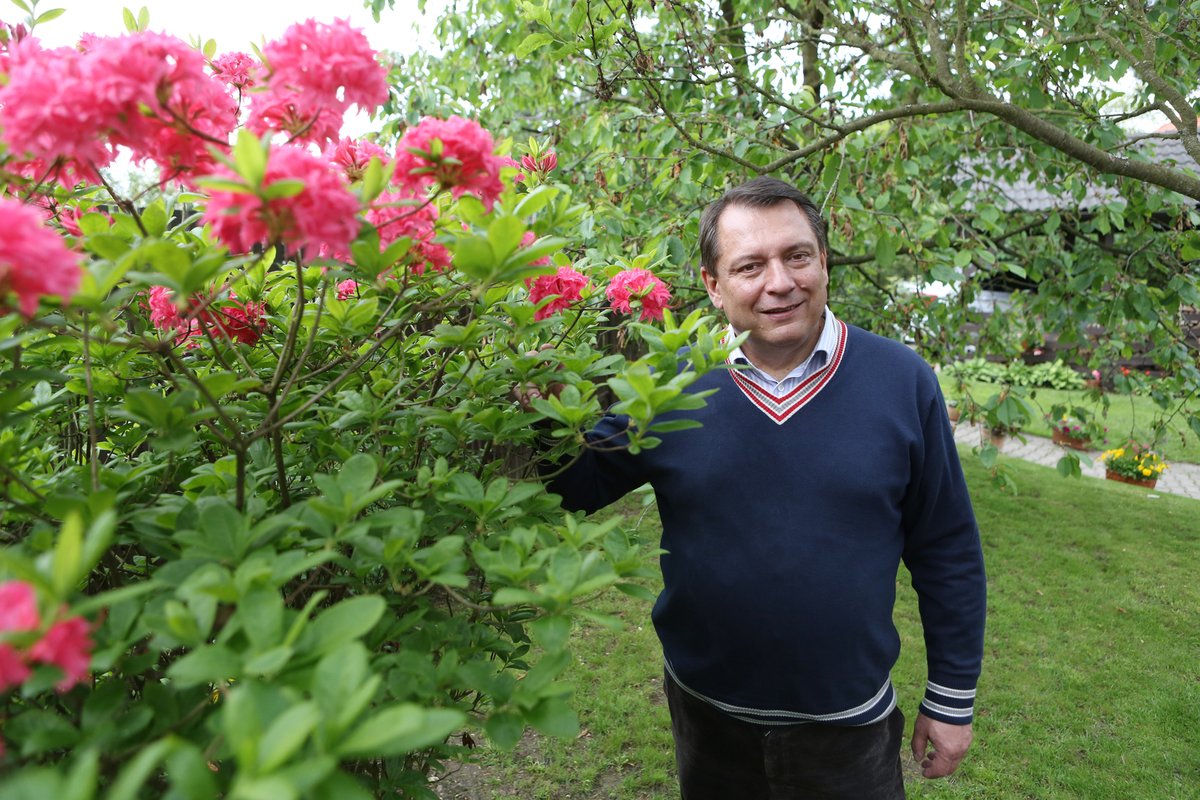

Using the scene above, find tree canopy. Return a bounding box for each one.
[377,0,1200,442]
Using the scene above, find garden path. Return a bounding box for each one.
[952,422,1200,500]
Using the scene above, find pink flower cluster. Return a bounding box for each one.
[364,190,451,274]
[148,286,268,347]
[0,32,238,183]
[324,136,390,183]
[0,581,93,694]
[605,268,672,321]
[0,198,82,317]
[527,265,589,321]
[203,144,361,256]
[248,18,388,146]
[210,51,258,90]
[394,116,509,210]
[523,265,673,323]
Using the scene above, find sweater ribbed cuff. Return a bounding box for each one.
[919,680,976,725]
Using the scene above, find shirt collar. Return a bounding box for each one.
[727,306,839,382]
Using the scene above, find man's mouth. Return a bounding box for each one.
[760,302,800,316]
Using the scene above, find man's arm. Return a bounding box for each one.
[901,377,987,777]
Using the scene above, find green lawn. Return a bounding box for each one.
[938,376,1200,464]
[438,453,1200,800]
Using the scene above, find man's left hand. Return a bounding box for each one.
[911,712,973,778]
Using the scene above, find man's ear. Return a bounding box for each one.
[700,265,723,310]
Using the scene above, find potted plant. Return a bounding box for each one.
[980,388,1031,448]
[1100,443,1168,489]
[1045,406,1104,451]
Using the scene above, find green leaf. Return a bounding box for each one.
[166,644,240,688]
[453,235,497,281]
[52,512,84,597]
[515,32,554,59]
[614,582,657,602]
[527,696,579,738]
[61,748,100,800]
[335,704,465,758]
[874,235,897,269]
[109,738,176,800]
[233,130,269,186]
[304,595,386,655]
[258,702,320,773]
[337,453,378,498]
[261,179,307,200]
[484,710,525,750]
[164,743,219,800]
[34,7,65,24]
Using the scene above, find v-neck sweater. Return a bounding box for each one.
[547,323,986,726]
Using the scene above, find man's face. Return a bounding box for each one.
[701,202,829,376]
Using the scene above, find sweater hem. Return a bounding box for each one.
[664,659,897,727]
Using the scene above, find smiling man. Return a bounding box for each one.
[545,176,986,799]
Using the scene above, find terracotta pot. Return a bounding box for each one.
[947,405,961,422]
[1052,429,1091,450]
[989,431,1007,448]
[1105,469,1156,489]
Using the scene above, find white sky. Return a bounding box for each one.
[26,0,445,55]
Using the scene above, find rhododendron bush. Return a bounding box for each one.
[0,12,731,799]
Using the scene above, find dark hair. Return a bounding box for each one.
[698,176,828,274]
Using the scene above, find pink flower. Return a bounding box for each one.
[210,51,259,89]
[28,617,92,692]
[336,279,359,300]
[204,301,267,345]
[262,19,387,111]
[248,18,387,146]
[246,87,345,146]
[393,116,507,210]
[0,40,112,183]
[0,581,40,632]
[606,268,672,321]
[521,151,558,175]
[0,198,82,317]
[203,144,361,255]
[147,286,186,332]
[527,266,589,321]
[365,190,451,274]
[0,644,30,693]
[520,231,551,267]
[324,136,390,183]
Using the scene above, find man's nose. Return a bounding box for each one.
[764,259,793,292]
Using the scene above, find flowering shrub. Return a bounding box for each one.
[0,13,727,799]
[1101,443,1168,481]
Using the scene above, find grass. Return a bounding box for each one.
[435,453,1200,800]
[938,376,1200,464]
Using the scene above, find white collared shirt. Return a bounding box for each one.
[727,306,839,394]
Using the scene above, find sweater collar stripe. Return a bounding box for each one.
[726,320,847,424]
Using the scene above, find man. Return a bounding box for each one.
[543,176,986,798]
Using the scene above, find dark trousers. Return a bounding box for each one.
[665,673,906,800]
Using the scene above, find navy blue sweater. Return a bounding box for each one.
[548,322,986,726]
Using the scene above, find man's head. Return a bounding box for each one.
[698,176,830,379]
[698,177,828,276]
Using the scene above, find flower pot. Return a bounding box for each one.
[1052,429,1091,450]
[947,405,961,423]
[989,431,1007,449]
[1105,469,1157,489]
